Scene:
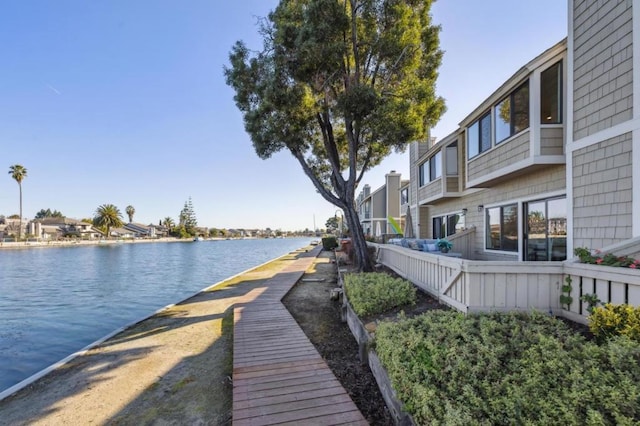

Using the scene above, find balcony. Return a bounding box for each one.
[466,127,565,189]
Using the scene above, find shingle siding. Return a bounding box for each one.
[540,127,565,155]
[573,0,633,140]
[572,133,633,249]
[467,131,530,182]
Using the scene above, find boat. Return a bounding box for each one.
[193,236,204,242]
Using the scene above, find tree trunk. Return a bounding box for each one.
[343,203,373,272]
[18,184,22,241]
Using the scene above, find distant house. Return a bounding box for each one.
[355,171,403,238]
[123,222,156,238]
[32,217,102,240]
[110,227,136,239]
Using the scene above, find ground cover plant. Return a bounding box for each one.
[375,310,640,425]
[343,272,416,317]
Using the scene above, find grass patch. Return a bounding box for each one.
[375,310,640,425]
[344,272,416,317]
[171,376,195,394]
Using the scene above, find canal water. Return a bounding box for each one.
[0,237,313,394]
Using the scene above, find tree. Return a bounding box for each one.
[225,0,445,271]
[179,197,198,237]
[35,208,65,219]
[93,204,124,239]
[163,217,175,231]
[8,164,28,240]
[125,205,135,223]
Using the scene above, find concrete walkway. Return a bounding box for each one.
[232,247,367,425]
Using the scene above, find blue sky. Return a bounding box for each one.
[0,1,567,231]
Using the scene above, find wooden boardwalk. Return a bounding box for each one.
[232,247,367,425]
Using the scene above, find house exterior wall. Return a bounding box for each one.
[467,131,530,183]
[418,178,442,203]
[540,127,565,155]
[424,164,566,260]
[567,0,639,254]
[573,0,633,140]
[572,133,633,249]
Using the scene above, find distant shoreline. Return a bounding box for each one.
[0,237,230,250]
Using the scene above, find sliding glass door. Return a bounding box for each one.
[524,197,567,261]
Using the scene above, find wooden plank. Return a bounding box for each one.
[233,393,353,420]
[611,282,626,304]
[232,251,365,425]
[233,401,361,426]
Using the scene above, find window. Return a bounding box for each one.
[467,112,491,159]
[419,152,441,185]
[541,61,562,124]
[432,217,445,239]
[432,213,464,239]
[486,204,518,252]
[419,162,428,186]
[445,143,458,175]
[429,151,441,181]
[400,188,409,205]
[495,82,529,143]
[524,197,566,261]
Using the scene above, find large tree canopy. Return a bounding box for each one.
[225,0,445,270]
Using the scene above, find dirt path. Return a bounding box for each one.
[0,249,309,425]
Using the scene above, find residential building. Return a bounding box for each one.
[408,39,568,260]
[403,0,640,263]
[372,0,640,324]
[32,217,102,240]
[355,171,403,238]
[123,222,157,238]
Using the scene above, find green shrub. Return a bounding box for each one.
[375,310,640,425]
[343,272,416,317]
[589,304,640,343]
[321,236,338,250]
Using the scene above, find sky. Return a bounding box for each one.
[0,1,568,231]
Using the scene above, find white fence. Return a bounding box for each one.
[563,262,640,324]
[375,243,640,324]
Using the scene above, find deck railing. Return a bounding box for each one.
[446,226,476,260]
[375,243,640,323]
[375,244,565,314]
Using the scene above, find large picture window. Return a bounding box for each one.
[467,112,491,159]
[541,61,562,124]
[486,204,518,252]
[495,82,529,143]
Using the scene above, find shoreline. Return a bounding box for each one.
[0,244,312,403]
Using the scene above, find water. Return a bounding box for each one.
[0,237,312,394]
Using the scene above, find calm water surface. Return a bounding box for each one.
[0,238,312,393]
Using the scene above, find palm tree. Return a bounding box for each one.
[93,204,124,239]
[8,164,27,240]
[163,217,175,233]
[125,205,135,223]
